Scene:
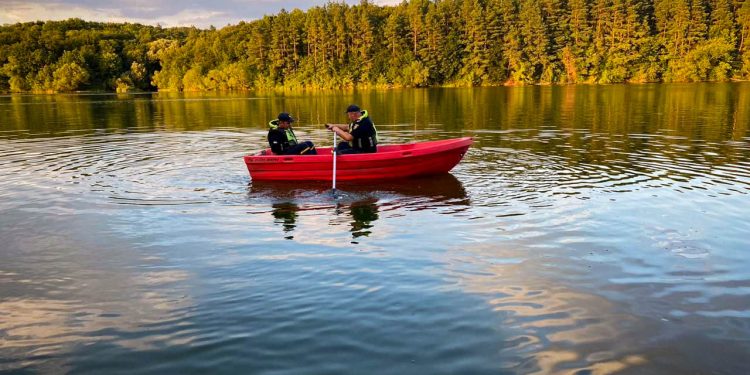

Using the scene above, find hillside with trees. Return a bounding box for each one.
[2,0,750,92]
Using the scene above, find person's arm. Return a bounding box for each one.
[325,123,353,141]
[325,123,348,130]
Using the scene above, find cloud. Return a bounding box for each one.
[0,0,405,29]
[0,1,238,28]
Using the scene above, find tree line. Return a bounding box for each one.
[2,0,750,92]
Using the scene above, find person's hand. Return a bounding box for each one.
[324,123,331,130]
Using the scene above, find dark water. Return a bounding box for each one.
[1,84,749,374]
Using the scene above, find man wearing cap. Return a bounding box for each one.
[268,112,317,155]
[325,104,378,154]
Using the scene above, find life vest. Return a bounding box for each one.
[269,119,298,146]
[348,110,378,151]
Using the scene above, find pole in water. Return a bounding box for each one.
[332,131,338,196]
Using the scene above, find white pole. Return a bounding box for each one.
[332,131,337,192]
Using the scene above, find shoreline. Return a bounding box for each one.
[2,79,749,96]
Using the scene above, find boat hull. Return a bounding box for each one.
[244,137,472,181]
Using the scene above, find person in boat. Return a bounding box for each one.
[325,104,377,154]
[267,112,317,155]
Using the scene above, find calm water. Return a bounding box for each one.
[1,84,749,374]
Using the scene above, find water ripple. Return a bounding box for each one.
[2,88,750,374]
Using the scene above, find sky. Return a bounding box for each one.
[0,0,400,29]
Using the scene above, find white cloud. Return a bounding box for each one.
[0,1,238,28]
[0,0,406,28]
[0,2,116,25]
[145,9,232,28]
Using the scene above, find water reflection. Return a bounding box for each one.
[271,202,300,239]
[254,172,465,198]
[4,84,748,148]
[2,86,750,374]
[250,174,468,241]
[348,198,379,240]
[0,219,194,373]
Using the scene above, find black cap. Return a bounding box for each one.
[345,104,361,113]
[277,112,294,123]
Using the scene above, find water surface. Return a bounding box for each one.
[1,84,749,374]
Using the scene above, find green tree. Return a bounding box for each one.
[519,0,552,82]
[497,0,530,84]
[738,0,750,77]
[4,3,750,93]
[458,0,490,85]
[52,62,89,91]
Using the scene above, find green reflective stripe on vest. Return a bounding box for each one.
[347,110,371,131]
[286,129,297,144]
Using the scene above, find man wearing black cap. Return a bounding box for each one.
[268,112,317,155]
[325,104,378,154]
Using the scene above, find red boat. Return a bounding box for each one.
[244,137,473,181]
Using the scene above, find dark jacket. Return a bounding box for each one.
[348,110,378,153]
[267,119,298,155]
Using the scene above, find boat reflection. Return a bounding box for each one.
[249,173,468,203]
[250,173,469,240]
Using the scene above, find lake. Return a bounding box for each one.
[1,84,749,374]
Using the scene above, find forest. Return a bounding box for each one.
[1,0,750,92]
